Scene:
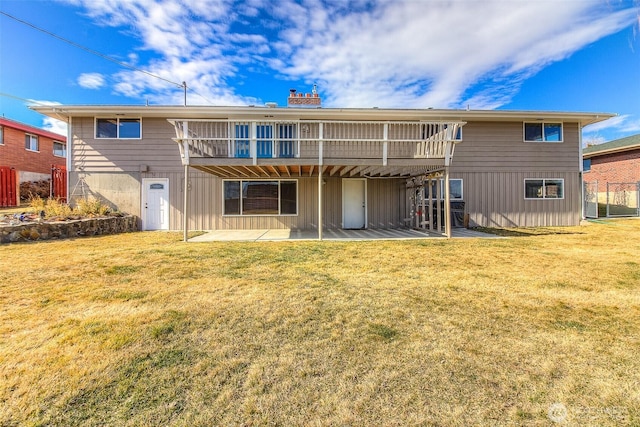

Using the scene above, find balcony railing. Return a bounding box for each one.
[169,119,465,166]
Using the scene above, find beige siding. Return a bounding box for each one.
[452,122,581,173]
[72,117,182,173]
[455,171,582,227]
[67,117,584,229]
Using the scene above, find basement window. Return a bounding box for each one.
[524,122,563,142]
[223,180,298,215]
[524,179,564,199]
[96,118,141,139]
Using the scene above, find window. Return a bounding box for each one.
[53,141,66,157]
[427,179,463,200]
[25,133,39,151]
[223,180,298,215]
[524,179,564,199]
[0,126,3,145]
[524,122,563,142]
[96,118,141,139]
[583,158,591,172]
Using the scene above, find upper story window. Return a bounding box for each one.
[0,126,4,145]
[53,141,66,157]
[524,122,563,142]
[583,158,591,172]
[96,118,141,139]
[25,133,39,151]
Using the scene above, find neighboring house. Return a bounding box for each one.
[32,94,612,237]
[0,117,67,206]
[583,133,640,217]
[0,117,67,182]
[583,133,640,184]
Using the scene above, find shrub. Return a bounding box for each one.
[28,196,112,219]
[75,196,111,217]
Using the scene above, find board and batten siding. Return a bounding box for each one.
[449,121,582,227]
[453,171,581,227]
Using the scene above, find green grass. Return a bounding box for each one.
[1,220,639,426]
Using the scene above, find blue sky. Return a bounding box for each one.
[1,0,639,144]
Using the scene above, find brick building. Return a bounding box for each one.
[0,117,67,182]
[583,134,640,217]
[583,134,640,184]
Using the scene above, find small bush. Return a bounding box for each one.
[76,196,110,217]
[28,196,112,219]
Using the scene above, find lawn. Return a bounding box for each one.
[1,220,639,426]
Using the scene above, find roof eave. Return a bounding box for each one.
[29,104,616,127]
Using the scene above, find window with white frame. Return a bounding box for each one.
[224,180,297,215]
[25,133,39,151]
[96,118,141,139]
[524,122,563,142]
[53,141,66,157]
[524,179,564,199]
[0,126,4,145]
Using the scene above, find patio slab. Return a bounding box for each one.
[189,228,501,242]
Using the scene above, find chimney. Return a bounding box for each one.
[287,85,321,107]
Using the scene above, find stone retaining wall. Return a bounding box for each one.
[0,216,139,243]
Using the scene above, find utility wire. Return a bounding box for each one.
[1,10,185,90]
[0,92,55,106]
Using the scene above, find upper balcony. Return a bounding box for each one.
[169,119,465,178]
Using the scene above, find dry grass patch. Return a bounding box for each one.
[1,220,639,426]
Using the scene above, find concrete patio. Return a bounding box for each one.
[189,227,501,242]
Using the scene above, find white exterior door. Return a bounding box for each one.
[142,178,169,230]
[342,178,367,229]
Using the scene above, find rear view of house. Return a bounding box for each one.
[32,98,612,238]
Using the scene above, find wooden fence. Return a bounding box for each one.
[51,165,67,202]
[0,166,18,207]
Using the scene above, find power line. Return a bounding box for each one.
[0,92,56,106]
[0,10,187,91]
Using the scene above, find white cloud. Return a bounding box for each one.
[77,72,106,89]
[42,117,68,137]
[61,0,638,111]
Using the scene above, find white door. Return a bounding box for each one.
[342,179,367,229]
[142,179,169,230]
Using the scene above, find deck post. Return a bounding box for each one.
[318,167,323,240]
[183,163,189,242]
[444,166,451,238]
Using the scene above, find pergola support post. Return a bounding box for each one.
[183,164,189,242]
[444,166,451,238]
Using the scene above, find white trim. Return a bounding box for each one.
[24,133,39,152]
